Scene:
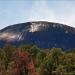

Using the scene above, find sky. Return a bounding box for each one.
[0,0,75,29]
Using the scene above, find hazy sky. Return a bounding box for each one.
[0,0,75,29]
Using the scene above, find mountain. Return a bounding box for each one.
[0,21,75,50]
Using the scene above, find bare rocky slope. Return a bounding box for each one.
[0,21,75,50]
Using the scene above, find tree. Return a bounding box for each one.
[43,48,64,75]
[12,50,39,75]
[3,44,16,69]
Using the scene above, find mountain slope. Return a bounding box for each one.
[0,21,75,50]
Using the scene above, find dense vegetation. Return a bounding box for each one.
[0,44,75,75]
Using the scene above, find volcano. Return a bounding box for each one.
[0,21,75,50]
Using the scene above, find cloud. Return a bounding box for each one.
[26,0,75,28]
[0,0,75,29]
[27,0,56,22]
[48,1,75,27]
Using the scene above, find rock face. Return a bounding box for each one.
[0,21,75,50]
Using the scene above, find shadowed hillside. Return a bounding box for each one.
[0,21,75,50]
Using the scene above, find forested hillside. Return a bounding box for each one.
[0,44,75,75]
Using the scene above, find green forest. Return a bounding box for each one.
[0,44,75,75]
